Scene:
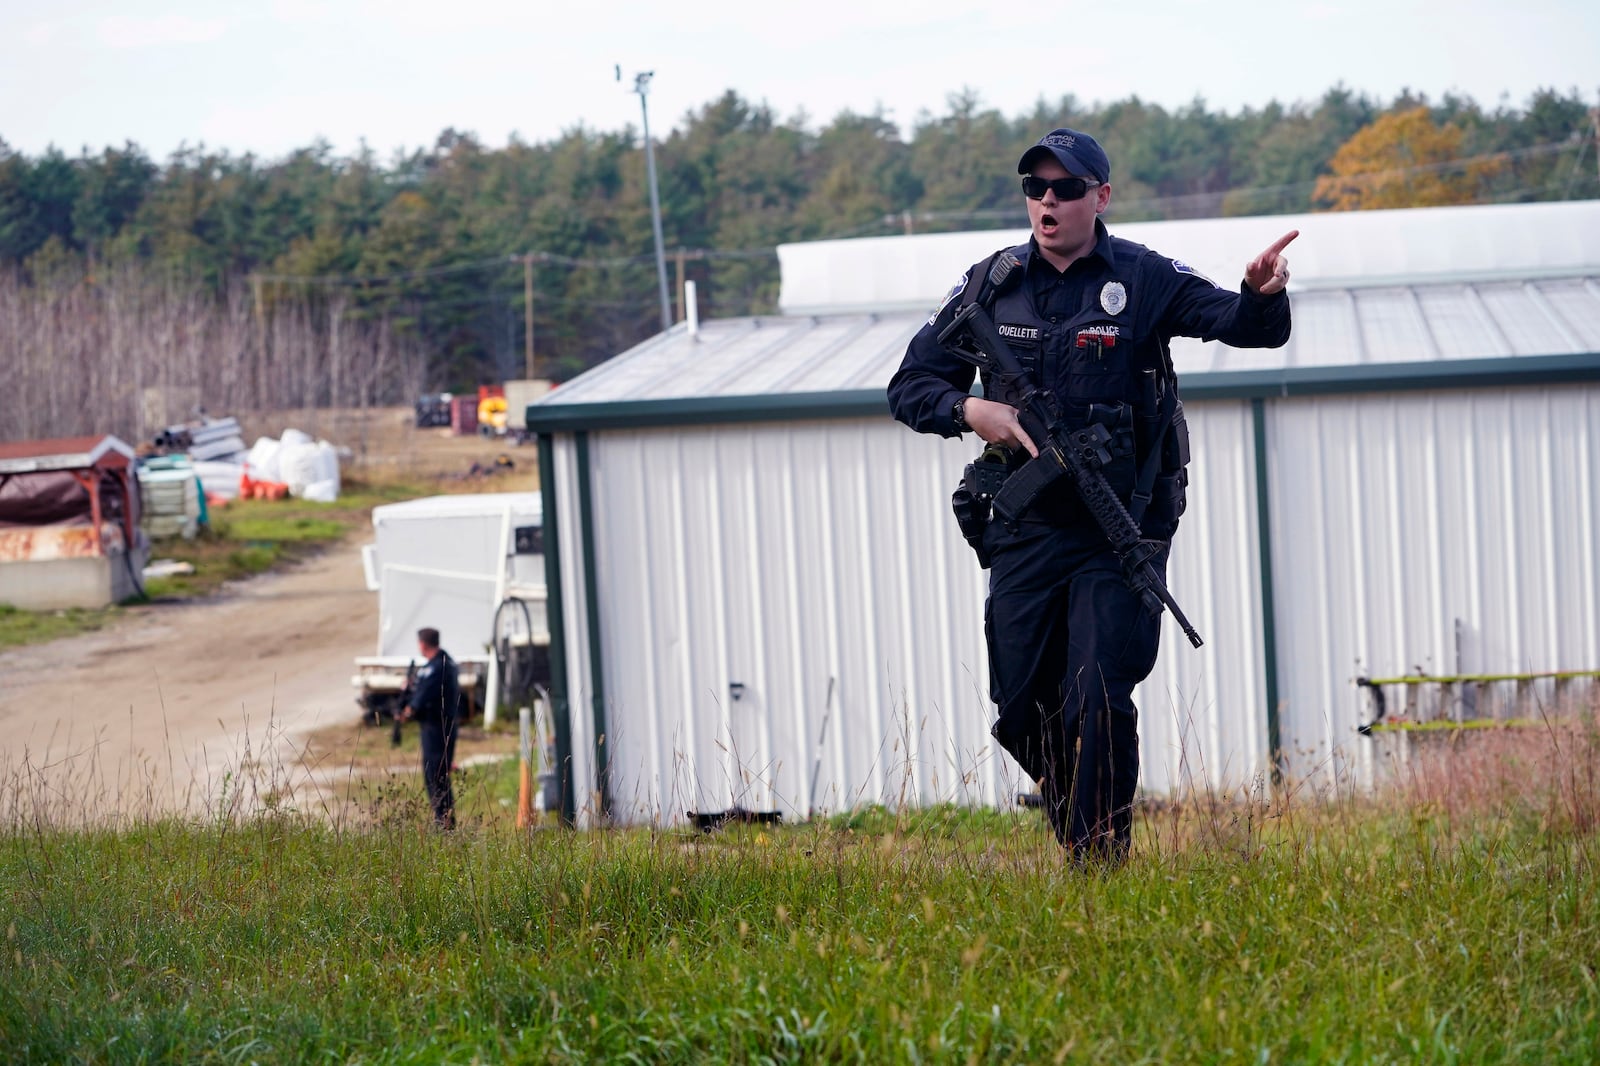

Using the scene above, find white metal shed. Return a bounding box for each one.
[529,201,1600,827]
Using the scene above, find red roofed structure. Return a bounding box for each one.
[0,435,146,609]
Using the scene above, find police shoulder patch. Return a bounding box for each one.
[928,271,971,325]
[1172,260,1219,288]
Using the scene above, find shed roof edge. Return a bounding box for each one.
[525,351,1600,433]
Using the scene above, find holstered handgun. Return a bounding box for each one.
[952,444,1012,568]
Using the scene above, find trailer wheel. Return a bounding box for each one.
[493,595,539,706]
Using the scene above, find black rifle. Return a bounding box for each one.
[937,286,1204,650]
[393,658,418,747]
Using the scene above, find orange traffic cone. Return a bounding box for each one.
[516,705,534,829]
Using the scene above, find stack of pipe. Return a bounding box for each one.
[186,418,247,462]
[151,426,193,453]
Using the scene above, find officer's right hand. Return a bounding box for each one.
[964,397,1039,458]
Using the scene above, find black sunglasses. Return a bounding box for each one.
[1021,175,1099,201]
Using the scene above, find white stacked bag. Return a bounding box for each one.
[194,460,245,501]
[246,435,285,483]
[248,428,341,502]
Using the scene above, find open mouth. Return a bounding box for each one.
[1039,212,1058,234]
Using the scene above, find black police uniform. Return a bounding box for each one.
[408,648,462,827]
[888,219,1290,857]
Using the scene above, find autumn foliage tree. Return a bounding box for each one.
[1313,106,1504,211]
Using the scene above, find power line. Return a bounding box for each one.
[254,246,782,288]
[253,258,512,286]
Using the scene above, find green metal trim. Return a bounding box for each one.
[536,433,577,827]
[1251,397,1284,784]
[574,432,612,818]
[526,389,889,433]
[1181,352,1600,401]
[525,351,1600,434]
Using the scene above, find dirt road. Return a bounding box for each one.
[0,540,374,819]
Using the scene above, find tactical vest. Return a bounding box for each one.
[974,241,1190,537]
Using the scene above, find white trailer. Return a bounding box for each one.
[503,379,555,444]
[354,492,550,727]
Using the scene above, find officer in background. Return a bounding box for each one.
[402,626,462,829]
[888,129,1295,862]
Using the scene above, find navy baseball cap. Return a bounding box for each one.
[1017,128,1110,184]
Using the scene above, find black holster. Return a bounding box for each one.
[952,451,1011,569]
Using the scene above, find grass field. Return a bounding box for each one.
[2,719,1597,1063]
[0,602,119,647]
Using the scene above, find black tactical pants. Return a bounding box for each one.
[983,520,1166,859]
[419,716,459,829]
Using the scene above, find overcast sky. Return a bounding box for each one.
[3,0,1596,162]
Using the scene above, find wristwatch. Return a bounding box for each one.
[952,395,970,432]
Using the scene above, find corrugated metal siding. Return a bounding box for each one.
[567,401,1273,824]
[1267,385,1600,788]
[587,419,1007,823]
[552,386,1600,822]
[1135,400,1271,796]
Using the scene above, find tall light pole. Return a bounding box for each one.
[620,67,673,332]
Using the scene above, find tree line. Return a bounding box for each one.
[1,84,1595,439]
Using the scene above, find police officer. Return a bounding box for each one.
[888,129,1295,862]
[402,626,462,828]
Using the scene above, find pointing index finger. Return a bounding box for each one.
[1265,229,1300,258]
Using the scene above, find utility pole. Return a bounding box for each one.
[523,253,536,379]
[250,273,267,408]
[674,247,686,322]
[620,66,673,332]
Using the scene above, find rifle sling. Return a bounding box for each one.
[963,250,1009,310]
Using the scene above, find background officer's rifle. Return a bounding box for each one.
[937,298,1204,649]
[393,658,417,747]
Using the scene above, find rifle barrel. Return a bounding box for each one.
[1149,574,1204,649]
